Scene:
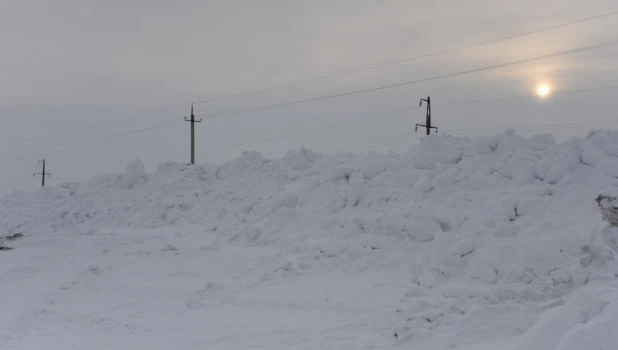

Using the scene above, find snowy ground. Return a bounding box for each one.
[3,129,618,349]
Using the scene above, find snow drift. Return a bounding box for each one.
[3,129,618,349]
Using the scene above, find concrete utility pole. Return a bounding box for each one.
[415,96,438,135]
[33,159,51,187]
[184,103,202,165]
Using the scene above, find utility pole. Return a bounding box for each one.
[33,159,51,187]
[184,103,202,165]
[415,96,438,135]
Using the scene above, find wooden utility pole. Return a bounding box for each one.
[415,96,438,135]
[184,103,202,165]
[33,159,51,187]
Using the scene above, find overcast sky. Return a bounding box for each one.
[1,0,618,196]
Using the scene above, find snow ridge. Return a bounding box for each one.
[3,129,618,349]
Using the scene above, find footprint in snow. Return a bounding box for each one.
[162,244,179,252]
[88,264,111,275]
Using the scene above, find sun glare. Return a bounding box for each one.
[536,84,551,98]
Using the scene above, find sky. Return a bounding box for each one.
[1,0,618,196]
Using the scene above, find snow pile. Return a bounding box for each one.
[596,189,618,225]
[3,129,618,349]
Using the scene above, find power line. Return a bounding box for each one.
[443,118,618,134]
[0,104,189,149]
[327,119,618,153]
[3,11,616,153]
[192,10,618,105]
[203,107,420,152]
[323,132,422,152]
[519,122,618,133]
[196,39,618,119]
[10,119,183,161]
[447,120,618,137]
[434,85,618,108]
[352,137,423,151]
[1,118,179,159]
[3,12,615,152]
[48,176,78,183]
[197,84,616,154]
[7,82,616,163]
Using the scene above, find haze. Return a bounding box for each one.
[2,0,618,196]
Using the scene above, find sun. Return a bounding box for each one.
[536,84,551,98]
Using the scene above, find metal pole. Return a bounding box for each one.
[34,159,51,187]
[425,96,431,135]
[184,104,202,165]
[416,96,438,135]
[190,104,195,165]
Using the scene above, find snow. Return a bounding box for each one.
[603,144,618,157]
[121,158,148,189]
[528,133,556,151]
[3,129,618,349]
[596,158,618,178]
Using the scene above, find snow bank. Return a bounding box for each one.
[3,128,618,349]
[2,129,616,255]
